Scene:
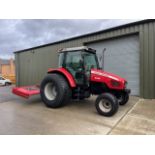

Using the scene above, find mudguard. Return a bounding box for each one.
[48,67,76,88]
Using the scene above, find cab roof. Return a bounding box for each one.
[59,46,96,53]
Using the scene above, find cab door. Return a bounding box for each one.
[65,51,85,85]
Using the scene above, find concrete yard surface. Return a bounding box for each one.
[110,99,155,134]
[0,86,155,135]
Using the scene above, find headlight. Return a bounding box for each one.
[124,81,127,88]
[111,80,120,87]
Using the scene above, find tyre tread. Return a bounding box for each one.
[40,74,71,108]
[95,93,119,117]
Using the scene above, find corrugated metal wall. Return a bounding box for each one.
[15,45,59,86]
[15,21,155,99]
[139,22,155,99]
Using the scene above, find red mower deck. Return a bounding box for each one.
[12,85,40,98]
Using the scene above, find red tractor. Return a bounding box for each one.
[13,46,130,117]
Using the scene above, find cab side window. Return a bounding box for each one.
[65,51,82,77]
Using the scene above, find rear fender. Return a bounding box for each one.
[48,68,76,88]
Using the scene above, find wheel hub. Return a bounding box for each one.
[99,99,112,113]
[44,82,57,100]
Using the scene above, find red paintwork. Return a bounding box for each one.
[48,67,76,88]
[12,85,40,98]
[48,68,126,90]
[90,69,126,90]
[12,68,126,99]
[12,68,76,99]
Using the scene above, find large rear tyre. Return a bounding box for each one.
[40,74,71,108]
[95,93,119,117]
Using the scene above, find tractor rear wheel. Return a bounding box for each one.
[40,74,71,108]
[95,93,119,117]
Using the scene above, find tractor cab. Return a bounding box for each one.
[58,46,99,86]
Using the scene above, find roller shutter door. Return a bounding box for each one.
[87,35,140,96]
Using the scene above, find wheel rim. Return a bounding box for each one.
[44,82,57,100]
[98,99,112,113]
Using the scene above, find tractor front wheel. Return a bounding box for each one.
[95,93,119,117]
[118,92,129,105]
[40,74,71,108]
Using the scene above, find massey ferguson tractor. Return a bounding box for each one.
[13,46,130,117]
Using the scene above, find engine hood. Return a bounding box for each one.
[90,69,127,90]
[91,69,126,81]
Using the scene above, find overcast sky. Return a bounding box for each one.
[0,19,139,59]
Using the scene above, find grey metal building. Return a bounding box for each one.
[14,19,155,99]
